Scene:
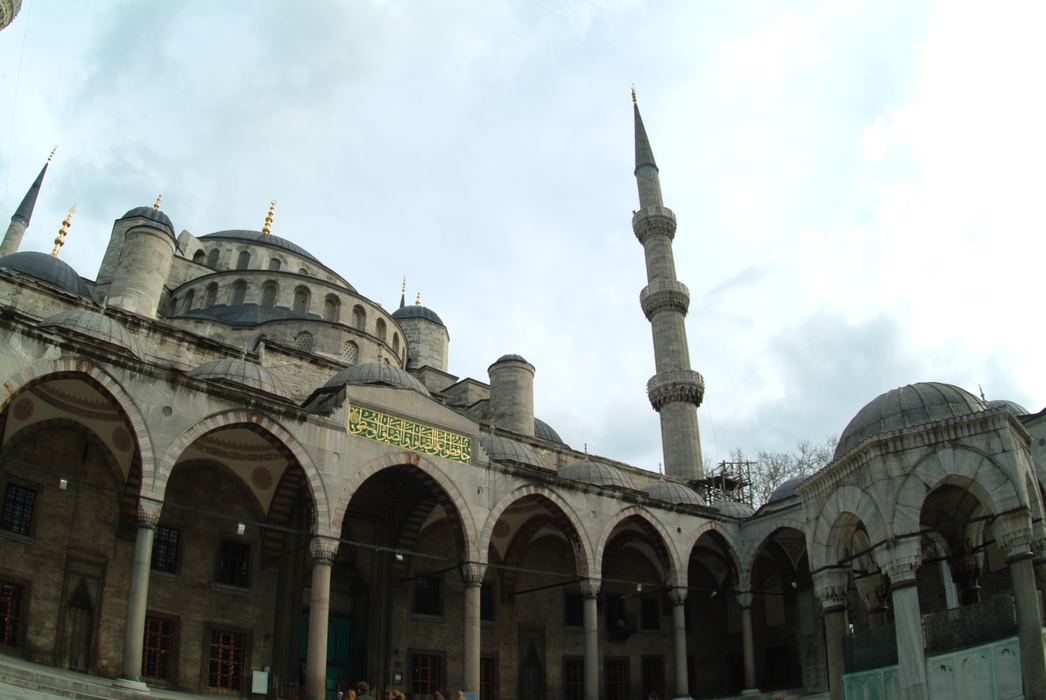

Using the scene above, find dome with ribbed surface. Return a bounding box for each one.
[496,354,528,363]
[534,417,564,444]
[188,358,292,399]
[391,304,444,326]
[480,434,543,468]
[836,382,986,459]
[41,309,142,358]
[200,230,319,263]
[642,479,705,506]
[560,459,633,489]
[120,206,175,240]
[324,361,430,397]
[0,251,90,296]
[767,475,808,504]
[712,499,755,518]
[986,399,1028,416]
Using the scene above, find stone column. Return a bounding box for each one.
[813,568,849,700]
[996,511,1046,700]
[1032,534,1046,606]
[305,537,339,700]
[669,588,690,699]
[581,579,601,700]
[855,574,889,629]
[880,543,928,700]
[114,498,162,691]
[461,563,486,695]
[737,591,759,695]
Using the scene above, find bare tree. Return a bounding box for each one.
[744,435,838,507]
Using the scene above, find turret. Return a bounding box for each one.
[488,354,535,437]
[103,197,177,318]
[0,150,53,258]
[392,291,450,372]
[632,92,705,479]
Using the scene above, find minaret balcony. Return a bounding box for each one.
[632,206,677,244]
[640,279,690,319]
[646,369,705,411]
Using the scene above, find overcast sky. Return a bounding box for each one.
[2,1,1044,475]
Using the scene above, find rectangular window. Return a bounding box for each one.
[208,629,246,691]
[480,656,496,700]
[563,658,584,700]
[0,580,24,650]
[142,616,175,681]
[411,653,442,695]
[564,593,583,628]
[480,582,495,622]
[641,598,660,630]
[151,526,180,574]
[641,657,664,699]
[605,658,629,700]
[216,539,251,588]
[414,576,441,616]
[1,484,35,536]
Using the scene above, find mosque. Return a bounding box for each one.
[0,93,1043,700]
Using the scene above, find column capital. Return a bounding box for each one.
[669,587,688,605]
[736,590,754,608]
[461,562,486,586]
[310,536,339,564]
[995,510,1034,560]
[854,573,888,611]
[878,538,922,587]
[813,568,849,609]
[137,498,162,526]
[580,578,601,598]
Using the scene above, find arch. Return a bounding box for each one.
[235,250,251,271]
[4,417,129,493]
[330,451,479,561]
[595,506,683,584]
[375,319,387,342]
[203,283,218,309]
[150,410,331,537]
[740,518,809,584]
[392,333,400,355]
[182,289,195,314]
[192,250,206,265]
[479,485,595,578]
[268,258,281,271]
[810,485,888,571]
[323,295,340,323]
[684,520,745,587]
[298,268,310,276]
[260,281,278,307]
[229,279,247,306]
[205,248,220,269]
[351,305,366,330]
[293,286,310,314]
[168,458,268,523]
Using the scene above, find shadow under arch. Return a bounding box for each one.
[596,505,683,584]
[739,517,808,583]
[810,485,888,571]
[742,522,810,588]
[684,521,744,585]
[164,458,268,524]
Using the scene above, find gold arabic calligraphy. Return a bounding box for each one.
[346,405,471,465]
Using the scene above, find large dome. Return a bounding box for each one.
[188,358,292,399]
[0,251,90,297]
[560,459,633,489]
[480,434,543,468]
[324,361,430,397]
[642,479,705,506]
[836,382,986,459]
[200,230,319,263]
[40,309,142,358]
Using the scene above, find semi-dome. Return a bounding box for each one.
[836,382,986,459]
[534,417,564,444]
[40,309,142,358]
[712,499,755,518]
[391,304,444,326]
[767,475,808,504]
[188,358,292,399]
[642,479,705,506]
[986,399,1029,416]
[480,434,543,468]
[324,361,430,397]
[560,459,633,489]
[120,206,175,240]
[200,230,320,263]
[0,251,90,297]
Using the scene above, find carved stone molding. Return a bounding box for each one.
[879,539,922,586]
[736,591,754,608]
[310,536,340,564]
[640,279,690,319]
[647,369,705,410]
[580,578,601,599]
[855,574,888,610]
[995,511,1034,559]
[460,562,487,586]
[813,568,849,608]
[632,207,677,244]
[669,587,688,605]
[137,498,162,526]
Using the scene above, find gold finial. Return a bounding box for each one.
[52,205,75,257]
[47,146,57,163]
[262,200,276,235]
[631,86,637,104]
[153,194,162,210]
[402,276,407,294]
[415,292,421,306]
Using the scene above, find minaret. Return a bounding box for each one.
[632,91,705,480]
[1,148,55,258]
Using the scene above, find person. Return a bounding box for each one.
[357,681,375,700]
[456,692,465,700]
[347,690,357,700]
[648,693,659,700]
[434,690,443,700]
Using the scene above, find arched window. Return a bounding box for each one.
[167,296,178,316]
[236,251,250,270]
[204,283,218,309]
[298,267,310,276]
[392,333,400,355]
[183,290,195,313]
[342,342,359,366]
[375,319,386,342]
[192,250,206,265]
[206,248,220,269]
[293,286,310,314]
[230,280,247,306]
[268,258,281,271]
[295,331,313,352]
[323,295,340,322]
[261,282,278,307]
[764,576,785,627]
[351,305,365,330]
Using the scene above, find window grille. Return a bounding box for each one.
[143,616,174,681]
[236,251,250,270]
[151,526,179,574]
[208,629,246,691]
[375,319,387,342]
[216,540,250,588]
[843,623,898,673]
[923,595,1017,656]
[0,580,24,649]
[268,258,281,271]
[205,249,220,269]
[342,342,359,366]
[1,485,35,536]
[480,657,496,700]
[351,306,365,330]
[204,284,218,309]
[564,658,584,700]
[261,283,277,307]
[230,281,247,306]
[414,576,441,616]
[323,296,339,322]
[605,658,629,700]
[296,332,314,353]
[293,287,309,314]
[641,657,664,700]
[411,653,442,695]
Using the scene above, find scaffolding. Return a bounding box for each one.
[692,460,754,507]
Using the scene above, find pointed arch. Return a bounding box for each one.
[595,506,683,584]
[810,485,887,571]
[739,517,809,584]
[684,521,744,588]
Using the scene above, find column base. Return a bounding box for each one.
[113,676,150,693]
[740,689,761,696]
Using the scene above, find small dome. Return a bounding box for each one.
[391,304,444,326]
[40,309,142,358]
[712,499,755,518]
[534,417,564,444]
[986,399,1029,416]
[560,459,633,489]
[200,230,319,263]
[324,361,430,397]
[480,434,543,468]
[188,358,292,399]
[496,354,528,364]
[0,251,90,296]
[836,382,986,459]
[120,206,175,240]
[767,475,808,504]
[642,479,705,506]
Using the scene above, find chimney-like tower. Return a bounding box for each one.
[632,93,705,479]
[488,354,536,437]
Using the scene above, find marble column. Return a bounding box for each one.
[461,563,486,695]
[669,588,690,699]
[737,591,759,696]
[996,511,1046,700]
[813,569,849,700]
[581,579,601,700]
[115,498,163,691]
[855,574,889,629]
[305,537,339,700]
[880,543,928,700]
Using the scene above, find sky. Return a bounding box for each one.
[1,1,1044,475]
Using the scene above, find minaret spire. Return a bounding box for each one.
[1,149,55,257]
[631,93,705,480]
